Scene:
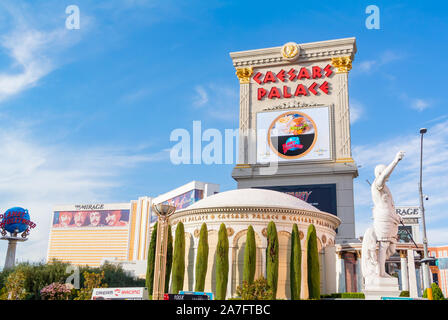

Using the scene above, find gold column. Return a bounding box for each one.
[236,67,254,168]
[235,67,254,165]
[331,56,354,163]
[152,204,176,300]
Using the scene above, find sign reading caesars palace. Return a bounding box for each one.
[232,38,358,242]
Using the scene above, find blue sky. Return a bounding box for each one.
[0,0,447,264]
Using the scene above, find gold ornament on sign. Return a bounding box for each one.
[331,56,352,73]
[227,227,234,237]
[194,229,200,238]
[281,42,299,61]
[235,67,253,84]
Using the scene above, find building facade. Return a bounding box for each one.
[47,181,219,274]
[429,245,448,297]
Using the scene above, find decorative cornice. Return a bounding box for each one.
[235,67,253,84]
[331,56,352,73]
[230,37,356,68]
[171,206,341,231]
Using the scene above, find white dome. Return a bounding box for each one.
[182,188,320,212]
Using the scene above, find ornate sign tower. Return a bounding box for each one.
[230,38,358,243]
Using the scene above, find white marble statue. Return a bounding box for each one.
[362,151,404,282]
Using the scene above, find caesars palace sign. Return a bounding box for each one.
[232,39,356,165]
[254,64,333,100]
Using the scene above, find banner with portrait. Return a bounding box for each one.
[52,210,130,228]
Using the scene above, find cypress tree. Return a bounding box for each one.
[145,222,157,295]
[243,225,256,284]
[194,223,209,292]
[306,224,320,299]
[216,223,229,300]
[171,222,185,294]
[165,225,173,293]
[266,221,279,299]
[290,224,301,300]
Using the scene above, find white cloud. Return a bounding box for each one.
[191,83,239,122]
[426,228,448,247]
[0,125,169,266]
[193,85,209,107]
[0,3,85,103]
[354,50,403,75]
[399,93,433,112]
[349,99,364,124]
[358,60,376,72]
[411,99,430,112]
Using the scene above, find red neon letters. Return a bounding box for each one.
[253,64,333,100]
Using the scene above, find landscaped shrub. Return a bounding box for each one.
[165,225,173,293]
[40,282,72,300]
[235,276,273,300]
[0,260,143,300]
[243,225,256,285]
[216,223,229,300]
[145,222,158,295]
[75,271,107,300]
[290,224,301,300]
[195,223,209,292]
[320,292,365,299]
[306,224,320,299]
[399,290,410,297]
[423,283,446,300]
[171,222,185,294]
[266,221,278,300]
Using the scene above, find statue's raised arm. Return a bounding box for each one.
[374,151,405,190]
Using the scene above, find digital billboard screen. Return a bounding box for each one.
[256,106,331,163]
[255,184,337,216]
[150,189,205,223]
[52,209,130,228]
[162,189,204,210]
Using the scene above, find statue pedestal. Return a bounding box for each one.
[363,277,400,300]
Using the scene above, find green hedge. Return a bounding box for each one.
[290,224,301,300]
[243,225,256,285]
[171,222,185,294]
[399,290,409,297]
[165,225,173,293]
[145,222,158,294]
[321,292,365,299]
[194,223,209,292]
[266,221,279,300]
[306,224,320,299]
[216,223,229,300]
[423,283,446,300]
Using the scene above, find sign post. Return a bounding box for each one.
[152,203,176,300]
[0,207,36,270]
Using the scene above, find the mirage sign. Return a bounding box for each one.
[395,206,421,218]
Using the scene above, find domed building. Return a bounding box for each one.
[169,188,341,299]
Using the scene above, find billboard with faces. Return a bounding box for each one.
[52,209,130,228]
[256,106,332,163]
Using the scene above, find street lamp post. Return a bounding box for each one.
[418,127,433,300]
[152,203,176,300]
